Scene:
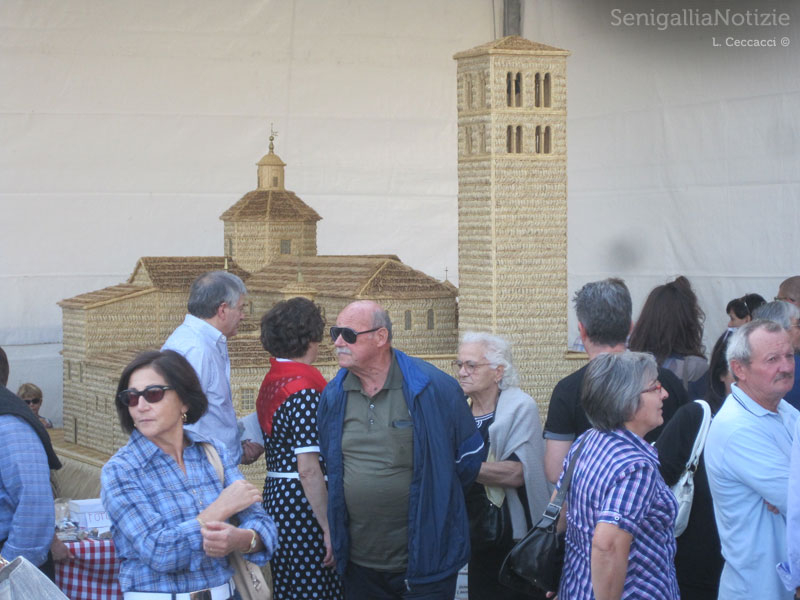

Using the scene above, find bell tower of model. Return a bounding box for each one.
[454,36,571,404]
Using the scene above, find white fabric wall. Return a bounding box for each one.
[1,0,798,425]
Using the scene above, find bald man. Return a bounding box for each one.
[318,301,484,599]
[777,276,800,308]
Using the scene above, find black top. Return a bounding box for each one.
[0,385,60,470]
[543,363,689,444]
[654,401,723,598]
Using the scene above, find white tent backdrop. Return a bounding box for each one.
[1,0,798,425]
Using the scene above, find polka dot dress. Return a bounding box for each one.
[262,389,343,600]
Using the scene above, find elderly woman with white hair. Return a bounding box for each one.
[454,332,550,599]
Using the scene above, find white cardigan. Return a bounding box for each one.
[488,386,553,539]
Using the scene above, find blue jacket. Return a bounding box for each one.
[318,349,485,584]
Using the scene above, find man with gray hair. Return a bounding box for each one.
[705,319,799,600]
[755,300,800,409]
[318,300,484,599]
[162,270,262,464]
[542,278,688,482]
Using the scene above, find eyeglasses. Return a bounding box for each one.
[117,385,174,407]
[641,381,662,394]
[451,360,491,375]
[24,398,42,405]
[776,296,797,304]
[330,326,381,344]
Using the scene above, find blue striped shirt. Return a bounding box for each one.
[557,428,678,600]
[101,430,278,593]
[0,415,55,566]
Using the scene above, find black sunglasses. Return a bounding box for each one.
[24,398,42,405]
[330,326,381,344]
[118,385,174,407]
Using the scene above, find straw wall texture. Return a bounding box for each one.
[456,37,573,409]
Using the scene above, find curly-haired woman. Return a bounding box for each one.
[257,297,343,599]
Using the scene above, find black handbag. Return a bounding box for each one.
[498,438,586,595]
[465,487,510,550]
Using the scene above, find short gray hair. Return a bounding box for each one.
[753,301,800,331]
[581,351,658,431]
[187,271,247,319]
[370,304,393,343]
[573,278,632,346]
[726,319,786,368]
[460,331,520,390]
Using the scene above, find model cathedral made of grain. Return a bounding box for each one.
[59,36,572,457]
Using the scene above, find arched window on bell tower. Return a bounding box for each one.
[506,72,513,107]
[514,72,522,107]
[535,126,542,153]
[544,126,552,153]
[516,126,523,153]
[507,126,514,153]
[465,76,473,109]
[535,73,541,108]
[544,73,552,107]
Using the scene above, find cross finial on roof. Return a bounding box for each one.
[269,123,278,153]
[444,266,449,281]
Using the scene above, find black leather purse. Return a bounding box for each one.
[465,487,510,550]
[498,438,586,595]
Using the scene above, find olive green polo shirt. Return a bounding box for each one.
[341,351,414,571]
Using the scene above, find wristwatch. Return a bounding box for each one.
[247,529,258,553]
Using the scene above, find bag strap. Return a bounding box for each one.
[684,400,712,473]
[539,436,587,526]
[201,442,225,486]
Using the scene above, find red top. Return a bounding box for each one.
[256,357,328,436]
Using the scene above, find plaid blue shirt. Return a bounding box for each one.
[558,428,678,600]
[101,430,277,593]
[0,415,55,566]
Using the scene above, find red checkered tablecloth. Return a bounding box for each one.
[56,538,122,600]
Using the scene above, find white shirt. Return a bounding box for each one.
[162,314,241,464]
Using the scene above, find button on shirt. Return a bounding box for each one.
[162,314,241,464]
[705,384,799,600]
[0,415,54,566]
[101,430,277,593]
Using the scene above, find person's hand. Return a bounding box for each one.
[545,591,559,599]
[240,441,265,465]
[765,500,780,515]
[213,479,262,516]
[50,536,74,562]
[322,528,336,568]
[200,521,251,557]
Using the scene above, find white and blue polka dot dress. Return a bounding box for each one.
[262,388,343,599]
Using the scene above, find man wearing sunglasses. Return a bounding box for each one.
[318,301,484,599]
[162,270,263,465]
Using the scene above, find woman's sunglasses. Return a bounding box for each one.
[117,385,173,407]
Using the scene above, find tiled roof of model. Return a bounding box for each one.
[58,284,156,309]
[129,257,250,289]
[453,35,568,58]
[219,190,322,222]
[246,255,455,299]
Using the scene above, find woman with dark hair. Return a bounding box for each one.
[725,293,766,328]
[257,297,342,599]
[629,275,708,391]
[557,352,678,598]
[101,350,277,598]
[654,332,732,600]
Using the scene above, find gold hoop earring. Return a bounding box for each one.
[182,412,187,423]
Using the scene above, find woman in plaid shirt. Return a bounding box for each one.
[556,352,679,600]
[102,350,278,600]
